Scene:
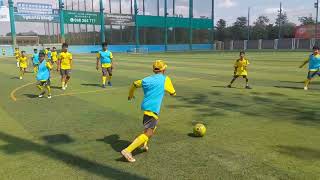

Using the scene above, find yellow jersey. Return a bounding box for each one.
[234,58,249,76]
[18,56,28,68]
[58,52,73,70]
[51,51,58,62]
[44,49,48,55]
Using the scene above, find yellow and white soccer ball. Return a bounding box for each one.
[193,123,206,137]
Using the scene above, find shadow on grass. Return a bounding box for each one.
[97,134,145,162]
[23,94,39,99]
[187,133,203,138]
[81,83,101,87]
[51,86,62,89]
[274,86,304,90]
[0,132,147,179]
[10,77,19,79]
[276,145,320,160]
[42,134,74,145]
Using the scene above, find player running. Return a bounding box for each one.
[96,42,114,88]
[227,51,251,89]
[17,51,28,80]
[57,43,73,90]
[32,49,40,73]
[51,47,58,70]
[14,48,20,62]
[36,51,53,99]
[121,60,176,163]
[300,45,320,90]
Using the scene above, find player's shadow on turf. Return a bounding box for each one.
[274,86,305,90]
[10,77,20,79]
[275,145,320,160]
[51,86,62,89]
[81,83,101,87]
[280,80,320,85]
[23,94,39,98]
[42,134,74,145]
[97,134,145,162]
[0,132,147,179]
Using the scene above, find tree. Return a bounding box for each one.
[252,16,270,39]
[298,16,315,25]
[230,16,248,40]
[215,19,227,41]
[275,12,289,26]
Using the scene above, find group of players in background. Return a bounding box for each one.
[10,43,320,162]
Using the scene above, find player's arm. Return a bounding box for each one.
[110,52,115,69]
[128,80,142,100]
[46,62,53,71]
[165,77,176,96]
[96,52,100,70]
[299,58,309,68]
[69,54,73,69]
[57,54,61,70]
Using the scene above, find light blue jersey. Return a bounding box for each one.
[33,53,39,65]
[141,74,167,115]
[98,50,113,64]
[308,54,320,71]
[36,60,50,81]
[47,51,52,59]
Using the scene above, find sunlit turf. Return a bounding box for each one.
[0,51,319,179]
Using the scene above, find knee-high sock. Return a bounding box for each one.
[102,76,107,85]
[125,134,149,153]
[305,79,311,87]
[46,86,51,95]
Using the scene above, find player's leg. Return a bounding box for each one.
[304,71,315,90]
[107,67,113,86]
[243,76,251,89]
[64,70,71,88]
[101,68,107,88]
[60,70,66,90]
[37,81,45,98]
[121,115,157,162]
[227,75,239,88]
[45,79,52,98]
[19,67,23,79]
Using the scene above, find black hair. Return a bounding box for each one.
[21,51,26,53]
[240,51,245,55]
[102,42,108,47]
[34,49,38,51]
[39,51,45,56]
[313,45,319,50]
[62,43,69,48]
[53,47,56,49]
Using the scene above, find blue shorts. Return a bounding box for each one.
[307,71,320,79]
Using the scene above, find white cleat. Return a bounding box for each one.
[38,94,44,98]
[121,150,136,163]
[62,86,66,90]
[19,76,23,80]
[48,95,52,99]
[304,86,308,91]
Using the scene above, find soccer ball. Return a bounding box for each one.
[193,123,206,137]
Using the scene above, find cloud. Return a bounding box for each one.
[217,0,237,8]
[264,7,279,14]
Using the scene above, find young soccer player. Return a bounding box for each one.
[17,51,28,80]
[32,49,40,73]
[51,47,58,69]
[299,45,320,90]
[96,42,114,88]
[57,43,73,90]
[46,48,52,61]
[14,48,20,62]
[227,51,251,89]
[36,51,53,99]
[121,60,176,163]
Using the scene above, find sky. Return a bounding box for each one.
[0,0,317,35]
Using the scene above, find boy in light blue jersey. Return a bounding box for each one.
[36,51,53,99]
[121,60,176,163]
[32,49,40,73]
[96,42,114,88]
[300,45,320,90]
[46,48,52,61]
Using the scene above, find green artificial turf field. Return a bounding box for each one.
[0,51,320,179]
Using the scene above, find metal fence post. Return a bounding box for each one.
[99,0,105,43]
[59,0,65,43]
[230,40,234,50]
[258,39,262,49]
[189,0,193,51]
[274,39,278,50]
[244,40,247,50]
[8,0,16,50]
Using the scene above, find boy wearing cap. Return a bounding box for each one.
[300,45,320,90]
[121,60,176,163]
[36,51,53,99]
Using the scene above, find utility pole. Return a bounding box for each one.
[247,7,250,41]
[315,0,319,39]
[278,2,282,39]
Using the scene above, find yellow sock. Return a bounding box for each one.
[125,134,149,153]
[34,67,38,73]
[46,86,51,95]
[102,76,107,85]
[37,85,43,91]
[304,79,310,87]
[108,76,112,81]
[62,81,65,88]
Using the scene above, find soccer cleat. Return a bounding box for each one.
[65,84,68,88]
[108,81,112,87]
[48,95,52,99]
[102,84,106,88]
[62,86,66,90]
[38,94,44,98]
[304,86,308,91]
[19,76,23,80]
[245,85,252,89]
[121,149,136,163]
[226,85,232,88]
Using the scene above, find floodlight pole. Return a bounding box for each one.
[59,0,65,43]
[164,0,168,51]
[157,0,160,16]
[189,0,193,51]
[8,0,16,49]
[173,0,176,43]
[211,0,214,49]
[315,0,319,40]
[247,7,250,41]
[134,0,139,48]
[99,0,105,42]
[278,2,282,40]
